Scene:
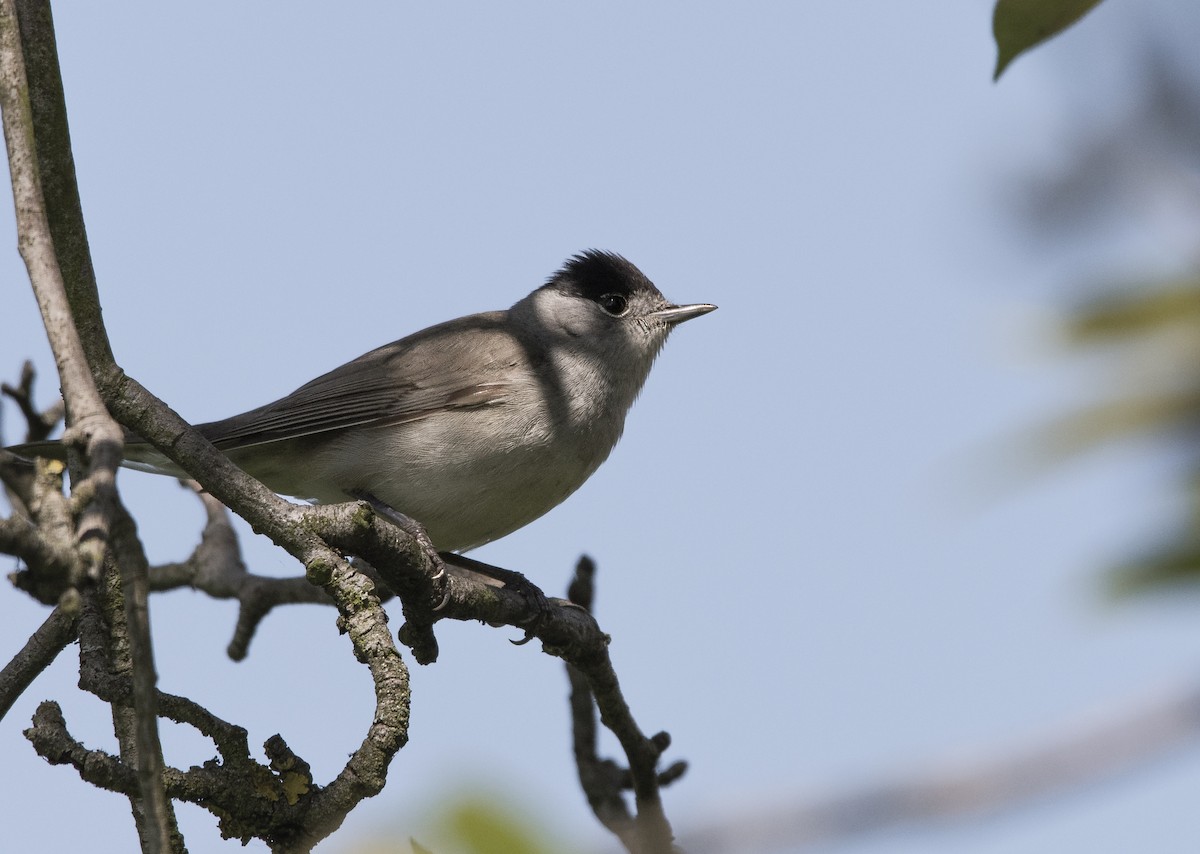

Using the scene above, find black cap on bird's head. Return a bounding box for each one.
[549,250,657,304]
[542,249,717,328]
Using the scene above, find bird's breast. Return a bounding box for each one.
[301,389,626,551]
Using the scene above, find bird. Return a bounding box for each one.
[8,251,716,553]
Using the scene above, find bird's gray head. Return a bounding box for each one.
[511,250,716,370]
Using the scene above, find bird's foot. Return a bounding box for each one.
[438,552,552,644]
[347,490,449,608]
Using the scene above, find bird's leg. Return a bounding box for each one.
[347,490,448,596]
[438,551,551,642]
[346,491,550,642]
[346,492,549,641]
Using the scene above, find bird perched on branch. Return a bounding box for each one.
[8,250,716,553]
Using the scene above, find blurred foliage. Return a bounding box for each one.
[992,0,1106,80]
[1014,46,1200,243]
[1018,24,1200,596]
[1067,285,1200,340]
[1046,276,1200,597]
[348,789,576,854]
[1046,278,1200,455]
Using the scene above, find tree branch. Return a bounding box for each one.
[0,603,76,722]
[1,359,64,443]
[11,0,109,367]
[1,3,174,850]
[0,361,64,515]
[108,503,183,853]
[2,0,122,579]
[562,556,683,854]
[0,508,81,599]
[65,549,409,852]
[3,457,77,602]
[1,3,684,851]
[144,484,381,661]
[2,2,417,844]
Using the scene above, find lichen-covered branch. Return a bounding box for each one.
[23,699,313,847]
[61,552,408,853]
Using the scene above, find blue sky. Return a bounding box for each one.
[4,2,1200,852]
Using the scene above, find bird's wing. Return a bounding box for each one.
[198,312,523,450]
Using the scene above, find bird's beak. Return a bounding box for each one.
[650,303,718,326]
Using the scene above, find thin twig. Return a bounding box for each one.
[564,556,683,854]
[0,362,65,519]
[0,359,64,442]
[0,603,77,722]
[146,485,368,661]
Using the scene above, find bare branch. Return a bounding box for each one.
[109,502,182,853]
[1,362,64,516]
[26,700,141,792]
[67,529,181,852]
[3,3,179,847]
[1,509,81,601]
[1,0,123,580]
[25,697,330,849]
[9,0,109,366]
[564,557,683,854]
[1,2,683,850]
[0,359,63,442]
[146,484,373,661]
[0,3,101,420]
[141,484,613,670]
[70,549,410,852]
[0,603,76,721]
[1,1,417,832]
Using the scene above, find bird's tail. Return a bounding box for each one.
[5,438,186,478]
[4,439,68,464]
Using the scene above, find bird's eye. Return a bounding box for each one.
[597,293,628,316]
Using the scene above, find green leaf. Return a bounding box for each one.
[992,0,1106,80]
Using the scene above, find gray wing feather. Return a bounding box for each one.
[198,311,520,450]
